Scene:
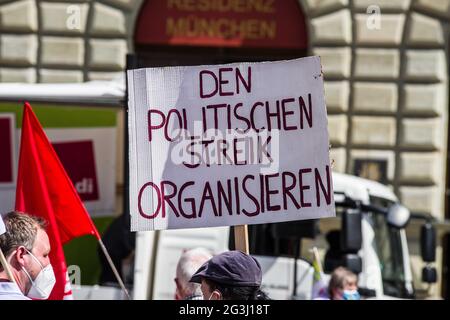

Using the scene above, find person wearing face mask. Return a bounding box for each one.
[328,267,361,300]
[0,211,55,300]
[190,250,269,300]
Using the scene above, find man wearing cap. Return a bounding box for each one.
[190,250,269,300]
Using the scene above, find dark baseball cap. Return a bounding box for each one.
[190,250,262,287]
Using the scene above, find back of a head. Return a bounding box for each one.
[190,250,269,300]
[204,278,270,300]
[0,211,47,271]
[176,248,213,298]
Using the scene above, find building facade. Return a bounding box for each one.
[0,0,449,297]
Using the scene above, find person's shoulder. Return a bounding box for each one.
[0,294,31,300]
[0,282,30,300]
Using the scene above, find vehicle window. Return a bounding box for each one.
[229,220,318,258]
[371,212,412,298]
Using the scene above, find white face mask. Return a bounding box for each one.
[21,249,56,299]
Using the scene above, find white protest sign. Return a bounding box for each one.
[0,214,5,235]
[128,56,335,231]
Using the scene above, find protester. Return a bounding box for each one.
[175,247,213,300]
[190,250,269,300]
[0,211,55,300]
[98,213,135,286]
[328,266,360,300]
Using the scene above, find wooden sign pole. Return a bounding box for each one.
[0,248,16,285]
[234,225,249,254]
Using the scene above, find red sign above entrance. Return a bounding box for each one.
[135,0,308,49]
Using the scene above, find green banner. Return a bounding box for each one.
[0,102,117,128]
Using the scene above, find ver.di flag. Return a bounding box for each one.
[15,102,101,300]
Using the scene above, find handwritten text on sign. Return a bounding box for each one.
[128,57,335,231]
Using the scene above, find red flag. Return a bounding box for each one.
[15,102,100,300]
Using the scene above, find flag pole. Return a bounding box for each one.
[312,247,323,273]
[0,248,16,285]
[98,239,131,300]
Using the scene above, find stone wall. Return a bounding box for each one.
[305,0,448,222]
[304,0,449,296]
[0,0,140,82]
[0,0,448,220]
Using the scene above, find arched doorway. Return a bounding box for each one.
[133,0,309,67]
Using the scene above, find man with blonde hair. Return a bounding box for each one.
[175,247,213,300]
[0,211,55,300]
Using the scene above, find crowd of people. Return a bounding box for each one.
[0,210,360,300]
[175,247,360,301]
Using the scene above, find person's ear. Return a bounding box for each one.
[210,290,222,300]
[11,246,27,268]
[174,279,183,299]
[174,278,180,290]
